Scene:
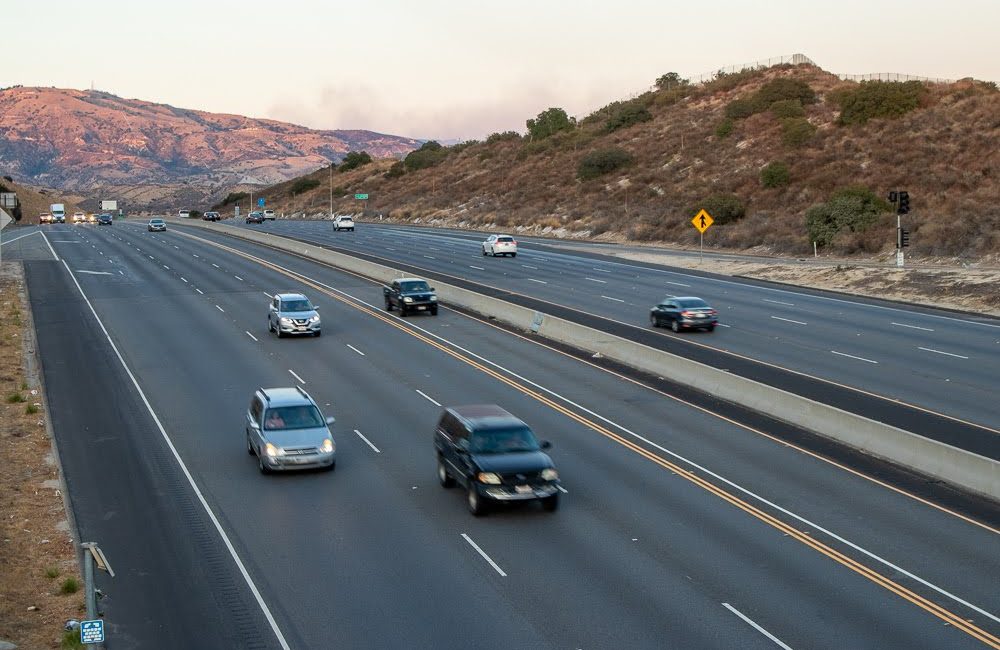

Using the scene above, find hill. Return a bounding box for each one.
[0,176,84,225]
[0,87,422,210]
[247,63,1000,261]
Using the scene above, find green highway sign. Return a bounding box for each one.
[355,193,369,200]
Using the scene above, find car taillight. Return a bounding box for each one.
[709,309,717,316]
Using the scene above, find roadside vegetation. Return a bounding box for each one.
[226,64,1000,260]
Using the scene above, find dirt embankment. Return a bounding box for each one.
[0,264,83,649]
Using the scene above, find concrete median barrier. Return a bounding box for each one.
[172,218,999,500]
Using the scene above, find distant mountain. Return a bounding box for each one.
[0,87,422,208]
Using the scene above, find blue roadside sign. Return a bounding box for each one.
[81,619,105,644]
[258,198,265,207]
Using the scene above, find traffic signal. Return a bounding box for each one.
[897,191,910,214]
[887,191,898,203]
[897,228,910,248]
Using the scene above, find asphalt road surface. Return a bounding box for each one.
[18,222,1000,649]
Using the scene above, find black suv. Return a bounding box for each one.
[434,404,559,515]
[383,277,438,316]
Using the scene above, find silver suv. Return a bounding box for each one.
[268,292,321,337]
[246,387,336,473]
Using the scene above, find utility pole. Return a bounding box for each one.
[329,163,334,218]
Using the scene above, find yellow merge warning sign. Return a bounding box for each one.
[691,209,714,234]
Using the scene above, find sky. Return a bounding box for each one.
[4,0,999,141]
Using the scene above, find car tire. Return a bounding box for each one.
[313,330,322,338]
[438,459,455,488]
[247,434,255,455]
[384,299,393,311]
[431,307,438,316]
[650,314,659,327]
[542,493,559,512]
[482,248,487,256]
[706,324,716,332]
[511,253,516,258]
[324,460,335,472]
[258,452,271,474]
[398,306,406,317]
[671,319,680,333]
[276,326,284,338]
[467,485,486,516]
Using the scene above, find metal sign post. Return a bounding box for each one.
[690,209,714,265]
[0,209,13,267]
[80,542,113,647]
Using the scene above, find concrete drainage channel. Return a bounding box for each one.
[168,218,998,501]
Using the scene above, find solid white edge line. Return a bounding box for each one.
[59,259,292,650]
[830,350,879,364]
[245,331,258,342]
[665,281,691,287]
[288,369,306,384]
[918,346,969,359]
[176,227,1000,623]
[353,429,380,453]
[460,533,507,577]
[39,231,60,261]
[770,316,807,325]
[722,603,793,650]
[892,322,934,332]
[416,389,441,406]
[346,344,365,356]
[1,230,42,246]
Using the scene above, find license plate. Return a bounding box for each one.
[416,306,426,310]
[514,485,532,494]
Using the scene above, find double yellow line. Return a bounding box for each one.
[184,230,1000,648]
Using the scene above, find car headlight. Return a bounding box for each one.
[321,439,334,453]
[279,317,293,324]
[403,296,414,303]
[309,315,320,323]
[265,443,284,457]
[541,468,559,481]
[429,296,438,301]
[476,472,502,485]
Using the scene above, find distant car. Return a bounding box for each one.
[246,211,264,224]
[203,211,220,221]
[178,209,191,218]
[97,214,113,226]
[435,404,559,515]
[87,213,98,223]
[383,278,437,316]
[650,296,718,332]
[72,212,86,224]
[482,234,517,257]
[39,212,53,224]
[263,209,275,221]
[333,215,355,232]
[268,292,321,337]
[53,213,66,224]
[246,386,336,473]
[147,218,166,232]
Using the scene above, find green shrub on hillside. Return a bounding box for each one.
[577,147,634,180]
[781,117,816,147]
[760,161,790,188]
[527,107,575,140]
[756,78,817,107]
[655,72,689,90]
[485,131,521,144]
[221,192,249,205]
[835,80,927,125]
[290,178,321,195]
[404,141,449,171]
[715,118,734,138]
[338,151,373,173]
[704,68,764,93]
[605,103,653,133]
[805,186,891,247]
[769,99,805,118]
[384,161,405,179]
[692,194,746,224]
[724,98,757,120]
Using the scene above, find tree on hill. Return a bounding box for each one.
[527,108,575,140]
[805,187,891,247]
[338,151,373,173]
[655,72,688,90]
[404,141,449,171]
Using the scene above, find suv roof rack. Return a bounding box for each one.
[295,385,311,400]
[260,388,270,402]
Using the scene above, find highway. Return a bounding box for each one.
[220,219,1000,437]
[15,221,999,649]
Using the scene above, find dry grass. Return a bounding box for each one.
[0,265,83,649]
[248,64,1000,261]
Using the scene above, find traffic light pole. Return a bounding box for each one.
[896,214,904,268]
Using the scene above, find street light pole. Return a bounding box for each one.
[329,163,333,218]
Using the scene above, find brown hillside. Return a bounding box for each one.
[247,64,1000,261]
[0,176,83,225]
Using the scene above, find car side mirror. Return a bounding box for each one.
[313,306,319,311]
[430,287,436,292]
[325,416,335,425]
[540,440,552,449]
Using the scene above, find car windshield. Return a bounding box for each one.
[150,219,164,224]
[469,427,540,454]
[281,299,312,312]
[677,298,709,308]
[400,281,430,292]
[263,405,324,430]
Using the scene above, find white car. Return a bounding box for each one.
[263,209,276,221]
[333,215,355,232]
[72,212,86,223]
[482,234,517,257]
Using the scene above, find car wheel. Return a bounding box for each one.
[247,434,255,455]
[384,299,393,311]
[313,330,322,338]
[276,326,284,338]
[430,307,438,316]
[671,319,680,333]
[706,324,716,332]
[467,485,486,516]
[511,253,516,258]
[398,306,406,317]
[438,459,455,488]
[482,248,487,256]
[324,460,335,472]
[650,314,659,327]
[258,452,271,474]
[542,493,559,512]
